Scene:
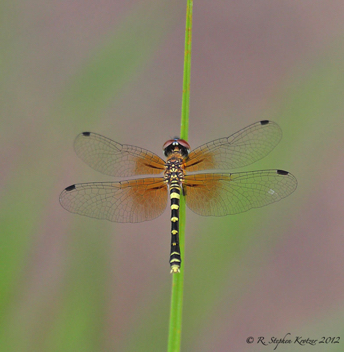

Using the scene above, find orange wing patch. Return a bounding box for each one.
[184,170,297,216]
[74,132,165,177]
[184,121,282,172]
[60,178,168,223]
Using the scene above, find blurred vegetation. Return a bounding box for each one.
[1,2,344,352]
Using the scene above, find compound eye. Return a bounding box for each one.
[177,139,190,150]
[162,139,175,150]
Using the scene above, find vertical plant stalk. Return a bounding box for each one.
[167,1,193,351]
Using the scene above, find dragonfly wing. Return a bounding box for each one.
[184,170,297,216]
[74,132,166,177]
[185,120,282,172]
[59,178,168,223]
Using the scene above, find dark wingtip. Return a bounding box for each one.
[82,132,91,136]
[277,169,289,175]
[65,184,76,191]
[260,120,270,125]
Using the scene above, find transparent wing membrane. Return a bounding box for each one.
[185,120,282,172]
[61,122,296,223]
[59,178,168,223]
[184,170,297,216]
[74,132,165,177]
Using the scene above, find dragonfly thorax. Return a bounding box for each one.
[164,154,185,186]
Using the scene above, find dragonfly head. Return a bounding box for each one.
[163,138,190,158]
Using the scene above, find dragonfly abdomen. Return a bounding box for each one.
[169,181,182,273]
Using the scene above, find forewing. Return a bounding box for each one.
[185,120,282,172]
[59,178,168,223]
[74,132,165,177]
[184,170,297,216]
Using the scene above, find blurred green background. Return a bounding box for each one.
[1,1,344,351]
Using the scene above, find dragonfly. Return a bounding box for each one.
[59,120,297,273]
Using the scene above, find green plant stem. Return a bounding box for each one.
[180,2,192,141]
[167,1,192,351]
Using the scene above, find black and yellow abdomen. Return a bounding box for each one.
[164,151,185,273]
[169,181,181,273]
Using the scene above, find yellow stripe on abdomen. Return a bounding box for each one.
[170,192,180,199]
